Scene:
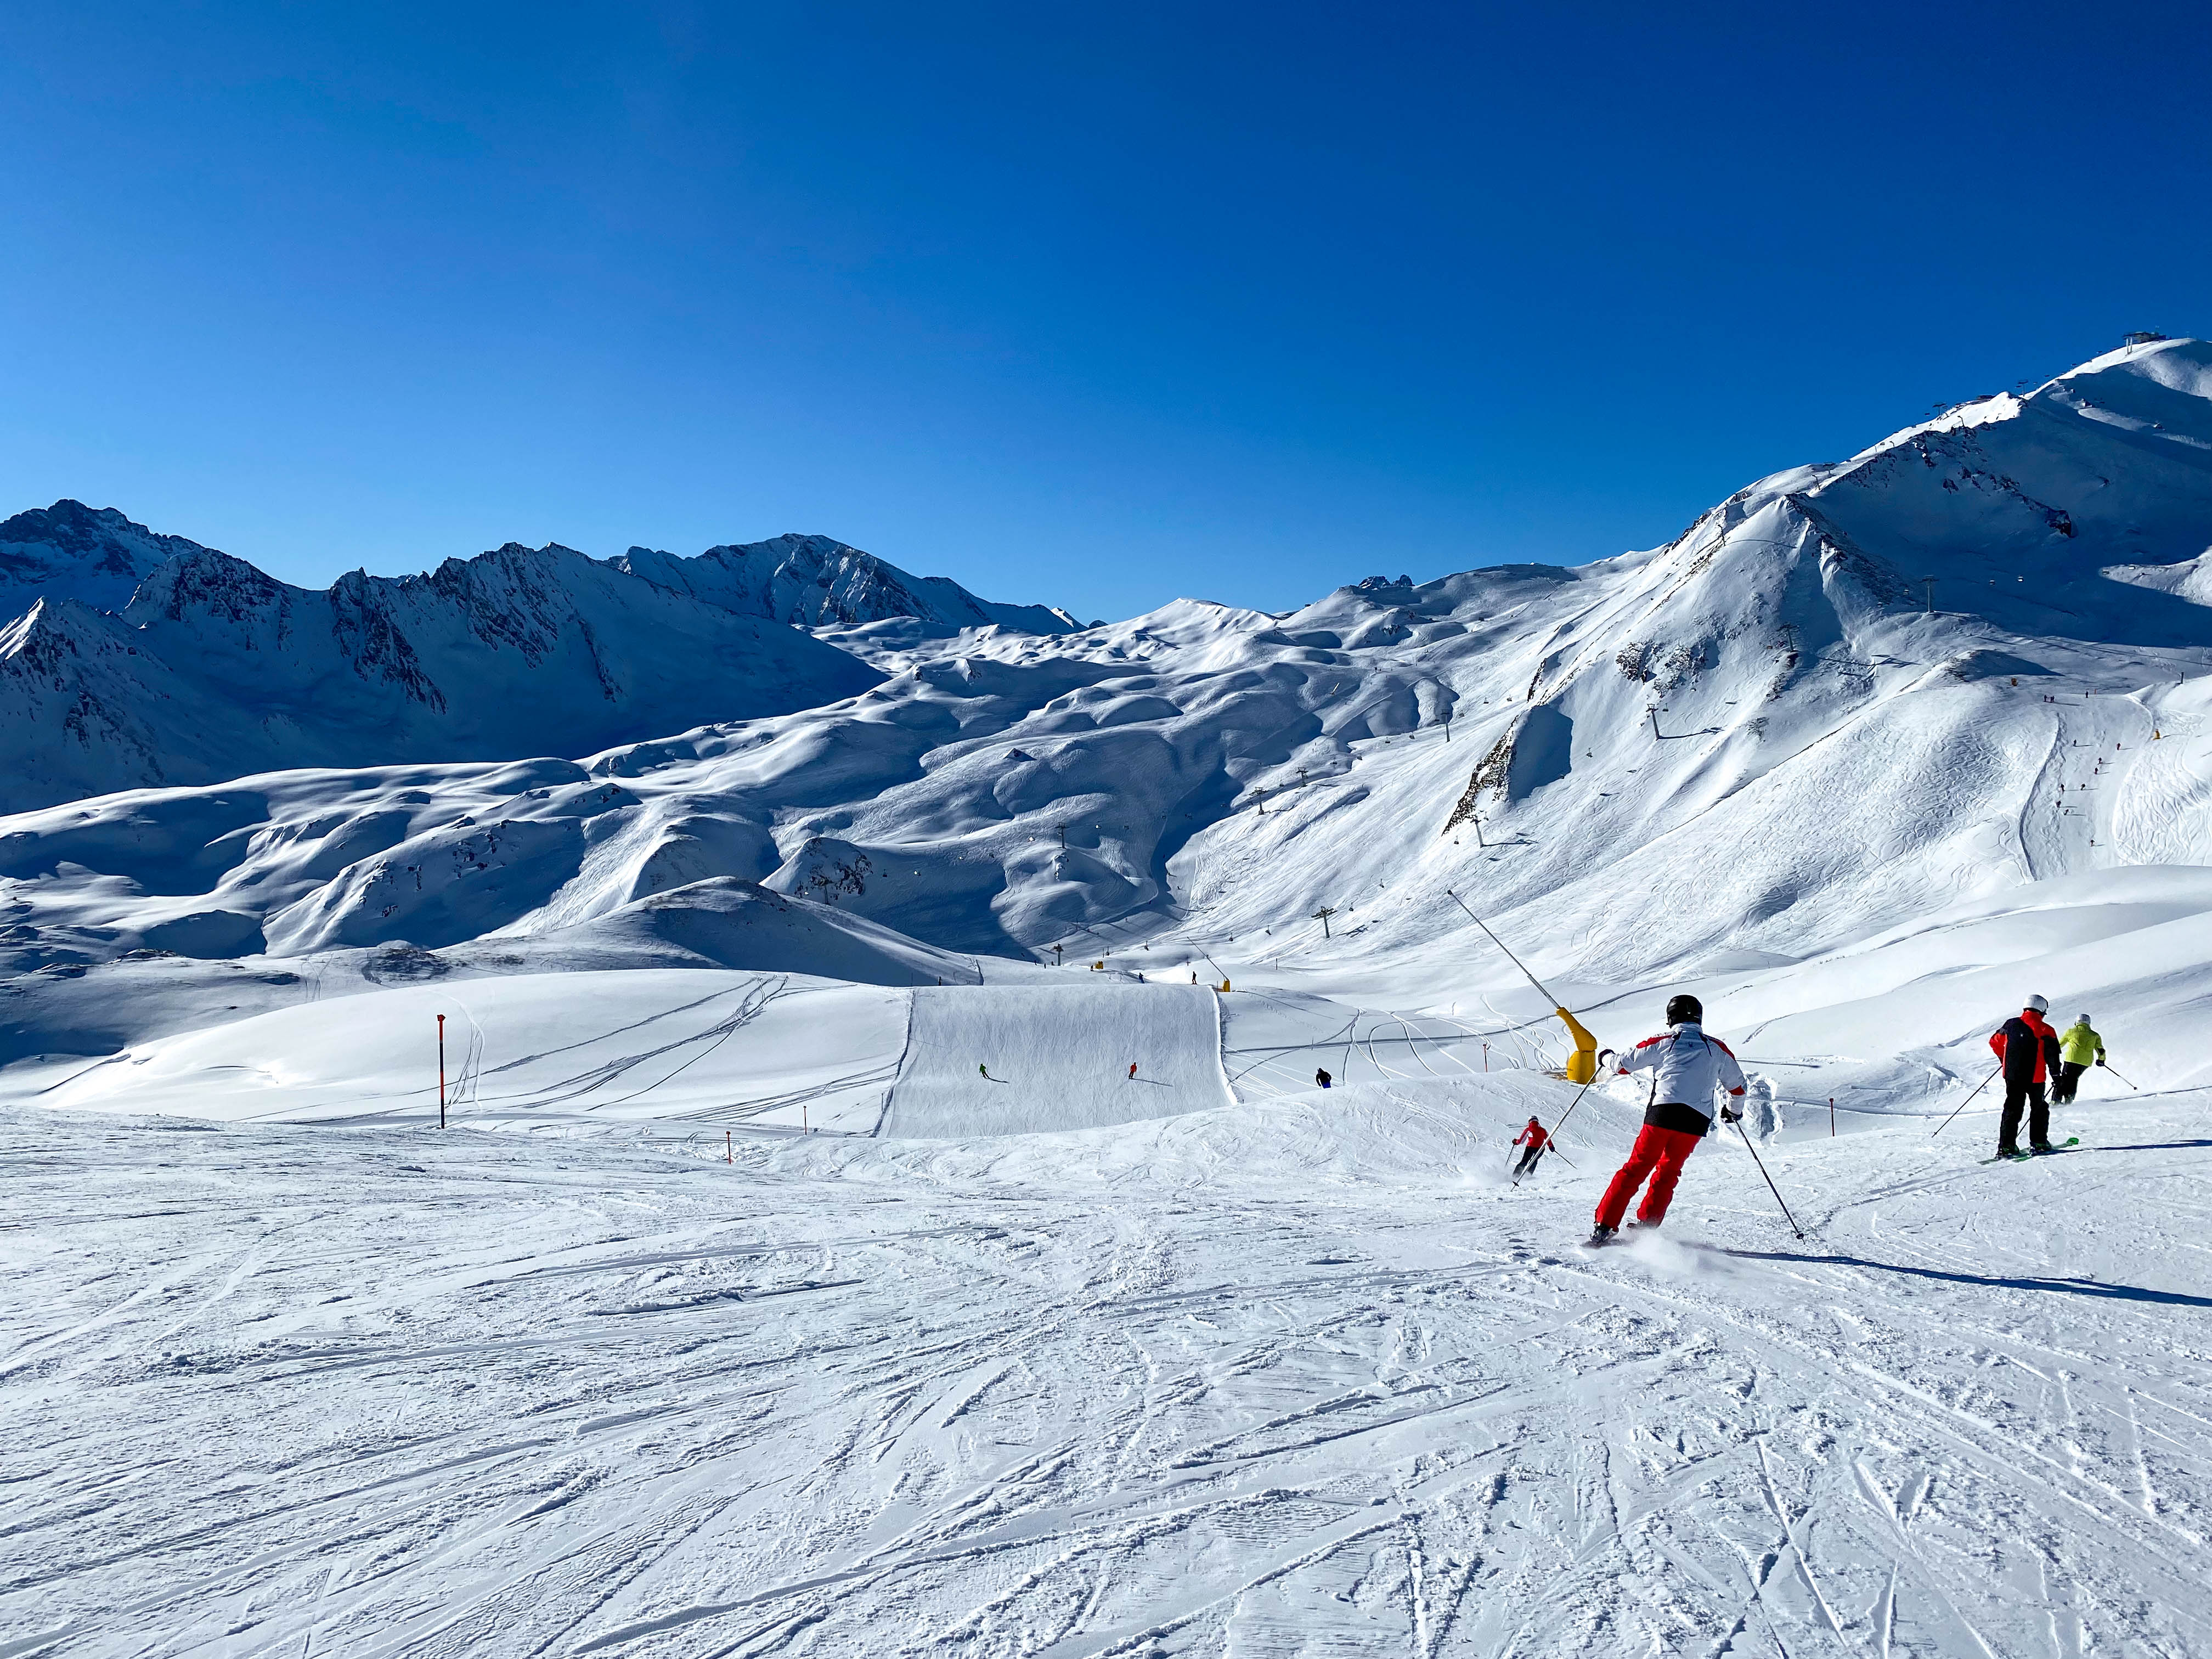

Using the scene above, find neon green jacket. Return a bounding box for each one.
[2059,1020,2104,1065]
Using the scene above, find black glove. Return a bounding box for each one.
[2096,1056,2107,1066]
[1719,1105,1741,1122]
[1597,1048,1616,1069]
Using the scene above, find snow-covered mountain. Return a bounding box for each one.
[5,337,2210,1087]
[0,499,198,616]
[0,541,883,812]
[617,532,1082,634]
[0,510,1078,812]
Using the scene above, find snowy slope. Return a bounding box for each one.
[5,1078,2207,1656]
[883,983,1230,1136]
[8,336,2212,1656]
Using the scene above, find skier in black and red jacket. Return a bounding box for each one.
[1990,995,2063,1156]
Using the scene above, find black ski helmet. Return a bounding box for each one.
[1665,993,1703,1026]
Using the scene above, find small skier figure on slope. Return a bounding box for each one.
[1589,994,1746,1245]
[1315,1068,1333,1089]
[1128,1062,1138,1080]
[1990,994,2062,1156]
[1511,1117,1549,1177]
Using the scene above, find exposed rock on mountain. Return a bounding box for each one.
[617,533,1079,634]
[0,540,883,812]
[0,501,203,616]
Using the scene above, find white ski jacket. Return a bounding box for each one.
[1615,1023,1747,1119]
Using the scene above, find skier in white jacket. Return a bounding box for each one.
[1589,993,1747,1244]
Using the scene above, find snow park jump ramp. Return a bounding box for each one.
[879,982,1233,1138]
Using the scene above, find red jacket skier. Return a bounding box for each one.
[1590,994,1746,1243]
[1512,1118,1550,1177]
[1988,995,2062,1156]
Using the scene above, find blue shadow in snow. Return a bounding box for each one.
[1723,1252,2212,1309]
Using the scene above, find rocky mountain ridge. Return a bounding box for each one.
[0,507,1076,813]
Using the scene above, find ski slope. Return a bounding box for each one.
[19,973,1245,1142]
[883,983,1231,1137]
[22,972,912,1136]
[5,1078,2205,1657]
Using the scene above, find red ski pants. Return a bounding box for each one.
[1595,1125,1703,1229]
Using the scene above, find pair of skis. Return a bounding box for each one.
[1982,1136,2081,1164]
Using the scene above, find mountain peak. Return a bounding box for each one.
[0,499,212,617]
[616,534,1078,635]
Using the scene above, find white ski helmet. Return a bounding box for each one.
[2025,993,2049,1014]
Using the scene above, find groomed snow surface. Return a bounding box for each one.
[5,1064,2207,1657]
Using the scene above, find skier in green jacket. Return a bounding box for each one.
[2053,1017,2106,1104]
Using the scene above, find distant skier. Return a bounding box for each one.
[1315,1068,1333,1089]
[1990,995,2063,1154]
[2052,1015,2105,1104]
[1127,1062,1138,1080]
[1512,1117,1550,1177]
[1589,994,1746,1244]
[979,1063,994,1082]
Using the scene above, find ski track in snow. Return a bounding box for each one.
[3,1086,2207,1658]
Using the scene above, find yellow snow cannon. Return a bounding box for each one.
[1558,1006,1599,1084]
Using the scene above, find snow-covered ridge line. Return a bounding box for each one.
[0,504,1077,814]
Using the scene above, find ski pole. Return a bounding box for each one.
[2101,1062,2139,1090]
[1931,1065,2000,1137]
[1731,1115,1805,1240]
[1546,1073,1603,1144]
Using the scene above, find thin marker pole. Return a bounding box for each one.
[726,1130,733,1164]
[437,1014,447,1130]
[1829,1097,1835,1137]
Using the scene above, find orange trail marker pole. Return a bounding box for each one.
[437,1014,447,1130]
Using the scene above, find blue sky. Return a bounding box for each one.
[3,2,2206,620]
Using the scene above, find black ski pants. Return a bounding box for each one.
[2053,1060,2088,1104]
[1999,1081,2050,1152]
[1513,1146,1544,1177]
